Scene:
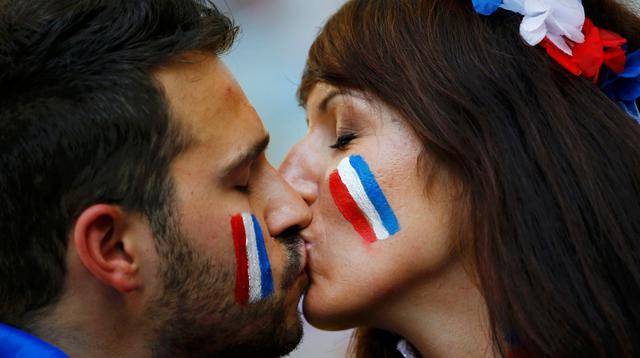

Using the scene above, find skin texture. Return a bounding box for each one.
[280,83,494,357]
[37,55,312,357]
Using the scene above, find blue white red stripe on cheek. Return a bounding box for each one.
[329,155,400,243]
[230,213,274,304]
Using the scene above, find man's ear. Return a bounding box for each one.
[73,204,141,293]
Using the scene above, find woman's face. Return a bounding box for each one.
[280,83,461,330]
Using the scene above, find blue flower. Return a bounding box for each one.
[472,0,503,15]
[601,49,640,122]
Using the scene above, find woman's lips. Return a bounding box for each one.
[301,233,316,265]
[301,231,318,273]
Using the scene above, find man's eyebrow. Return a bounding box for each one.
[220,133,270,178]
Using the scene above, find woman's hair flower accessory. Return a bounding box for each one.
[600,49,640,121]
[472,0,639,122]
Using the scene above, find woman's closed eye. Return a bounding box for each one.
[330,132,357,150]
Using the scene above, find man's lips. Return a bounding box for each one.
[296,238,307,275]
[274,231,307,276]
[289,238,309,293]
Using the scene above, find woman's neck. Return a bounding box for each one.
[370,261,496,358]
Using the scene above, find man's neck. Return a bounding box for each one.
[30,288,152,357]
[369,261,497,358]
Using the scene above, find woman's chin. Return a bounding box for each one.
[302,288,361,331]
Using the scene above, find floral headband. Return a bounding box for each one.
[472,0,640,122]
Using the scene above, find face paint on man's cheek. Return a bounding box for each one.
[329,155,400,243]
[230,213,274,305]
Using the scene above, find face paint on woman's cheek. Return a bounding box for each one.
[329,154,400,243]
[230,213,274,305]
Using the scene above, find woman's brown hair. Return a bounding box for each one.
[298,0,640,356]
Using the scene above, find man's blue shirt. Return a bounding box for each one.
[0,323,67,358]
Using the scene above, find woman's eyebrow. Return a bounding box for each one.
[318,89,342,113]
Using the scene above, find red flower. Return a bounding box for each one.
[540,18,627,83]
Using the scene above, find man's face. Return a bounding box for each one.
[148,54,311,357]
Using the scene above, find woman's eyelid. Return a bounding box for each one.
[335,112,359,134]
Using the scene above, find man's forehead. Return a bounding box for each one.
[154,53,265,150]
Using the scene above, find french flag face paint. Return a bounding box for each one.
[230,213,274,304]
[329,155,400,243]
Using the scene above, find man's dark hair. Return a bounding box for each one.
[0,0,236,325]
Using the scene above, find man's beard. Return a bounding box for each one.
[145,202,305,357]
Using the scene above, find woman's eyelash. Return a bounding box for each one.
[330,133,357,150]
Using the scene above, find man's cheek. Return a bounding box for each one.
[230,213,273,305]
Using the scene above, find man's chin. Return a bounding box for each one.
[273,311,305,357]
[214,308,304,358]
[271,274,308,356]
[220,275,308,358]
[257,271,308,357]
[284,268,309,305]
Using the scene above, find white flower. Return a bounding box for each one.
[501,0,585,55]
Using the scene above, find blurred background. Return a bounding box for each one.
[215,0,347,164]
[212,0,350,357]
[212,0,640,357]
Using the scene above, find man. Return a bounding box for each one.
[0,0,311,356]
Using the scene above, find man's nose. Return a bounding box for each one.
[279,141,319,206]
[262,163,312,238]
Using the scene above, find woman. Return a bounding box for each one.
[280,0,640,357]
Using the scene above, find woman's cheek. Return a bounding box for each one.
[327,154,402,245]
